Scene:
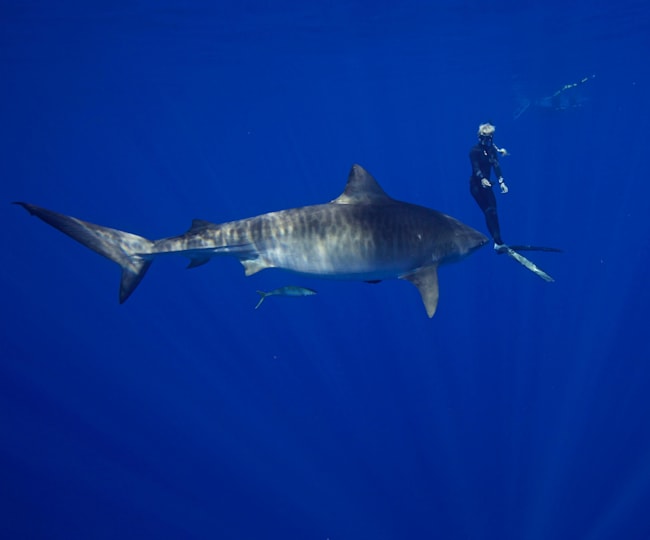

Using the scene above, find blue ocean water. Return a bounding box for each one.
[2,1,650,538]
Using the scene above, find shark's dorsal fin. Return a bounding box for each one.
[331,164,394,205]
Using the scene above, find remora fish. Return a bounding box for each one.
[254,286,318,309]
[15,164,487,318]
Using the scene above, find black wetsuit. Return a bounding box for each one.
[469,142,504,245]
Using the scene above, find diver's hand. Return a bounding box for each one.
[498,178,509,194]
[481,178,492,188]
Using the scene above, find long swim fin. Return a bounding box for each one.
[502,245,555,282]
[506,245,563,253]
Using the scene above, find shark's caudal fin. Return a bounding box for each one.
[14,202,154,303]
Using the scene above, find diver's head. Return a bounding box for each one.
[477,123,495,147]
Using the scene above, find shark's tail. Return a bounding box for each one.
[14,202,154,303]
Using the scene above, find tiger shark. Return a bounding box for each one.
[15,164,487,318]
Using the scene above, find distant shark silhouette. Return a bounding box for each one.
[15,164,487,318]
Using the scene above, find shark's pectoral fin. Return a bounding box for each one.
[401,265,440,318]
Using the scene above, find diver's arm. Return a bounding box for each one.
[470,149,492,187]
[469,148,485,179]
[491,151,508,193]
[492,160,503,180]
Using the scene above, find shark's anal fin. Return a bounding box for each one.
[504,247,554,282]
[401,265,439,318]
[187,257,210,269]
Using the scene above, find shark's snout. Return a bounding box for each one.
[460,228,489,256]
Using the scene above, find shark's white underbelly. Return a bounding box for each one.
[260,240,423,280]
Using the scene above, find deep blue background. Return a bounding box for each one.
[2,2,650,539]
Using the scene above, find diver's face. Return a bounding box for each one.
[479,135,493,147]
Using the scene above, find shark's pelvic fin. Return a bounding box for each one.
[241,258,269,276]
[401,265,440,318]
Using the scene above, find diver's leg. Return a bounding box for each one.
[471,182,503,245]
[483,188,503,244]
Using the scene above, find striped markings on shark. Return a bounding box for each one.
[15,164,489,318]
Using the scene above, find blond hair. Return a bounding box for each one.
[477,123,508,155]
[477,123,496,137]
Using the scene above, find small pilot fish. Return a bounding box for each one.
[254,286,318,309]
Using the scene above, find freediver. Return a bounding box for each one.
[467,122,562,280]
[469,122,509,252]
